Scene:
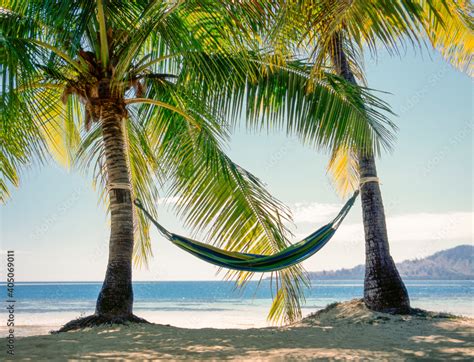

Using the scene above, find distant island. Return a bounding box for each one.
[309,245,473,280]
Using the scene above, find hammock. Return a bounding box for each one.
[134,191,358,272]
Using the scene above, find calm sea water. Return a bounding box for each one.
[1,280,472,335]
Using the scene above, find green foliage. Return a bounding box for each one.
[271,0,473,80]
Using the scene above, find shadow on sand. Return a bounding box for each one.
[12,299,474,360]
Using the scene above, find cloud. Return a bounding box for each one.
[290,200,472,268]
[292,202,341,224]
[292,201,473,271]
[291,200,472,244]
[334,211,473,244]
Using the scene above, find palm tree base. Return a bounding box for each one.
[364,282,411,315]
[53,314,150,333]
[364,301,411,315]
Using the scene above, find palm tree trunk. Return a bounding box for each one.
[331,33,410,313]
[358,154,410,313]
[95,100,134,317]
[56,97,148,332]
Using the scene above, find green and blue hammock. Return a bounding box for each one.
[134,191,358,272]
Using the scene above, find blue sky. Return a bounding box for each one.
[1,48,472,281]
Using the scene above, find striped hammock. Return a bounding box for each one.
[134,191,358,272]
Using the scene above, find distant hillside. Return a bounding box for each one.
[309,245,474,280]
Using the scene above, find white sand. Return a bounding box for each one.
[7,299,474,360]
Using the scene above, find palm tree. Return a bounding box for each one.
[1,0,301,330]
[1,0,395,329]
[266,0,473,313]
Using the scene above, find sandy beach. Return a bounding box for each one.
[8,299,473,360]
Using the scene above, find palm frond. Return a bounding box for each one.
[419,0,474,75]
[327,146,360,198]
[0,91,45,202]
[177,52,396,155]
[275,0,473,78]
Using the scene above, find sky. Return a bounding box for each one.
[1,48,472,282]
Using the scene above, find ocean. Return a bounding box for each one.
[1,280,472,336]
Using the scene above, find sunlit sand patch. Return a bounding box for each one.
[393,348,426,358]
[57,339,80,344]
[82,351,167,360]
[438,348,474,357]
[241,348,398,360]
[97,327,122,334]
[185,344,234,352]
[411,335,465,344]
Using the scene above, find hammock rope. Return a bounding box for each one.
[134,191,359,272]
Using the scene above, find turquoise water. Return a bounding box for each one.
[1,280,472,334]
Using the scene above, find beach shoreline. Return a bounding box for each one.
[7,299,474,360]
